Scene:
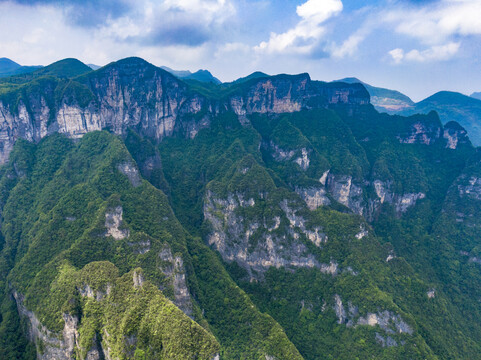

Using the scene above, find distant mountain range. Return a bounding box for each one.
[338,77,481,146]
[161,66,221,84]
[0,57,42,77]
[471,92,481,101]
[0,58,222,85]
[336,77,415,113]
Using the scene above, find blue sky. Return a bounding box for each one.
[0,0,480,101]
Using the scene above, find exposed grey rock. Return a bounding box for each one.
[158,244,194,317]
[333,294,412,338]
[13,291,79,360]
[319,169,330,186]
[376,332,398,347]
[355,225,368,239]
[117,161,141,187]
[458,176,481,200]
[397,121,441,145]
[105,206,129,240]
[443,121,470,149]
[368,179,426,218]
[204,191,327,279]
[334,294,347,324]
[395,193,426,214]
[295,186,330,210]
[133,270,144,288]
[294,148,310,170]
[357,311,413,335]
[326,173,364,215]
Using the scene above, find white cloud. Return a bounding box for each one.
[384,0,481,45]
[388,48,404,64]
[389,42,460,63]
[254,0,343,55]
[330,24,370,59]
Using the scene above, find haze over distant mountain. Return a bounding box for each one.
[0,57,42,77]
[87,64,102,70]
[161,66,221,84]
[341,77,481,146]
[401,91,481,146]
[335,77,414,114]
[471,92,481,101]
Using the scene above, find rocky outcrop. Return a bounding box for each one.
[368,179,426,217]
[203,190,333,279]
[229,74,369,116]
[117,161,141,187]
[326,173,364,215]
[443,121,470,149]
[395,192,426,213]
[333,294,413,344]
[458,176,481,200]
[13,291,80,360]
[158,244,194,317]
[105,206,129,240]
[397,121,441,145]
[295,186,330,210]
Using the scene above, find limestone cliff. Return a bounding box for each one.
[0,58,370,165]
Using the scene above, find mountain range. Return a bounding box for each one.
[0,57,480,360]
[338,77,481,146]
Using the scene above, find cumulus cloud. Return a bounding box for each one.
[254,0,343,56]
[1,0,236,47]
[381,0,481,63]
[385,0,481,44]
[389,42,460,63]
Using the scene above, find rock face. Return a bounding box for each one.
[326,174,364,215]
[229,74,369,117]
[443,121,470,149]
[105,206,129,240]
[333,293,413,342]
[397,120,441,145]
[158,244,194,317]
[0,58,370,165]
[203,190,331,279]
[13,291,80,360]
[295,186,330,210]
[368,179,426,218]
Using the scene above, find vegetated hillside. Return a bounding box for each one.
[0,57,480,359]
[336,77,414,113]
[401,91,481,146]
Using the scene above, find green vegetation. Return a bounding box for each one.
[0,60,481,359]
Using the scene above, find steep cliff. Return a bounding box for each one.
[0,57,370,165]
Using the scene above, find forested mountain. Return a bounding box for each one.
[0,57,479,360]
[0,58,42,78]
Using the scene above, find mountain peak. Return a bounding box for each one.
[0,57,21,72]
[35,58,92,78]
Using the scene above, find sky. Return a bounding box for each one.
[0,0,480,101]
